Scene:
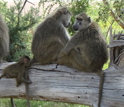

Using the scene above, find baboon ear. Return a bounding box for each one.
[88,17,91,23]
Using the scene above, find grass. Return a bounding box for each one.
[0,98,89,107]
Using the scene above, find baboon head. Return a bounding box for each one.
[73,12,92,31]
[55,7,72,28]
[19,55,30,66]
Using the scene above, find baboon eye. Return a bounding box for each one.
[77,18,83,21]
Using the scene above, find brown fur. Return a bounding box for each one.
[58,12,108,72]
[0,55,31,87]
[31,7,71,65]
[0,12,9,62]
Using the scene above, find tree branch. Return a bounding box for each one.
[18,0,28,15]
[102,0,124,29]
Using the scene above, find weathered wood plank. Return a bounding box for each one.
[108,40,124,47]
[0,62,124,107]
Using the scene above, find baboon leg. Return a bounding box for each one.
[57,55,72,67]
[97,70,104,107]
[16,79,21,87]
[39,42,64,65]
[71,50,89,71]
[0,73,5,79]
[17,73,31,84]
[57,49,88,71]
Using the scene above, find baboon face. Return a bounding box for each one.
[60,9,72,28]
[19,55,30,66]
[72,12,91,31]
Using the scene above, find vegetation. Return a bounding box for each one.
[0,0,40,61]
[0,0,124,106]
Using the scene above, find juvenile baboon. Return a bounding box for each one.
[0,55,32,107]
[58,12,108,107]
[31,7,72,65]
[0,12,9,62]
[0,55,31,86]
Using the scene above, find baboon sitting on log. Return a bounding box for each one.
[0,55,31,86]
[58,12,108,73]
[58,12,108,107]
[31,7,72,65]
[0,12,9,62]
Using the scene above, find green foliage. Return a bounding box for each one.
[0,0,40,61]
[38,0,90,36]
[68,0,90,36]
[97,0,124,24]
[96,2,110,23]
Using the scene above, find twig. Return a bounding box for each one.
[18,0,28,15]
[27,1,35,5]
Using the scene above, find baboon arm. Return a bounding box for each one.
[63,35,80,54]
[58,30,70,45]
[17,72,31,83]
[58,37,79,58]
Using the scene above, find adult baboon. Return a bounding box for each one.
[31,7,71,65]
[58,12,108,72]
[0,12,9,62]
[58,12,108,107]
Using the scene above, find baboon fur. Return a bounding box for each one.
[0,55,31,87]
[0,12,9,62]
[58,12,109,107]
[58,12,108,73]
[31,7,71,65]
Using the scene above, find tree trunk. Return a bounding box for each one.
[0,62,124,107]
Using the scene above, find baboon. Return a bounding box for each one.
[0,55,32,107]
[58,12,108,107]
[0,12,9,62]
[0,55,31,86]
[31,7,72,65]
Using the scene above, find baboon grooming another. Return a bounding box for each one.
[0,12,9,62]
[31,7,71,65]
[58,12,108,107]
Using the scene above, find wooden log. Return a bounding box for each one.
[109,25,114,64]
[108,40,124,48]
[0,62,124,107]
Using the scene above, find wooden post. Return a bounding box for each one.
[109,25,114,64]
